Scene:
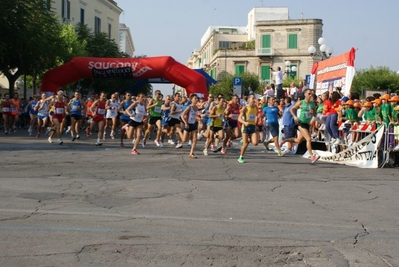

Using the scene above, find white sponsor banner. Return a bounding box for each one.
[303,126,384,168]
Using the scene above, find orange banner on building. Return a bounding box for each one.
[314,48,356,96]
[316,52,350,82]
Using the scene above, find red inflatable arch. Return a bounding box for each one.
[40,56,208,97]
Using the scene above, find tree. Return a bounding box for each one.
[351,66,399,94]
[209,72,263,99]
[0,0,64,95]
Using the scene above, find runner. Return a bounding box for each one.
[104,93,119,140]
[167,93,184,147]
[27,95,38,135]
[223,94,241,153]
[85,93,96,137]
[160,95,172,147]
[180,94,200,158]
[143,91,163,147]
[281,89,320,163]
[203,95,226,156]
[237,94,259,163]
[90,91,107,146]
[198,94,215,141]
[67,91,85,141]
[34,93,50,138]
[125,93,147,154]
[1,93,11,134]
[48,90,66,145]
[118,92,133,147]
[262,96,284,156]
[10,93,20,132]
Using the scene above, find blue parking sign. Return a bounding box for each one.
[233,77,242,86]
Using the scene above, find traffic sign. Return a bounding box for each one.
[233,77,242,97]
[233,77,242,86]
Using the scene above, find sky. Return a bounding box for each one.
[116,0,399,95]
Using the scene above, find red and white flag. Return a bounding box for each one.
[343,47,356,96]
[309,62,318,89]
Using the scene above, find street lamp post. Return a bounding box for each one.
[308,37,334,60]
[285,61,297,79]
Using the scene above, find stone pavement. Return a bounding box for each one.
[0,130,398,266]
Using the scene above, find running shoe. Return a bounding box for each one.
[95,141,102,146]
[168,139,175,145]
[36,133,40,138]
[131,149,139,155]
[175,143,183,149]
[154,140,160,147]
[71,136,76,141]
[48,137,53,143]
[227,140,231,148]
[5,131,8,134]
[159,142,164,148]
[58,139,63,145]
[76,135,80,139]
[263,142,270,150]
[311,154,320,164]
[142,140,146,148]
[333,138,341,145]
[277,150,284,157]
[221,148,226,154]
[120,142,124,147]
[211,144,215,151]
[237,156,245,163]
[203,148,208,156]
[110,132,115,139]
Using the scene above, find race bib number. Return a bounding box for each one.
[11,107,17,112]
[188,115,196,124]
[2,107,9,112]
[231,114,238,120]
[305,111,312,119]
[154,106,162,113]
[248,114,256,121]
[73,105,79,111]
[97,108,105,115]
[56,108,64,114]
[135,113,144,121]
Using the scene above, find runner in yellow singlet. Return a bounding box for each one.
[237,94,259,163]
[203,96,226,156]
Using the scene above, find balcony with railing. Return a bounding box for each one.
[256,48,274,56]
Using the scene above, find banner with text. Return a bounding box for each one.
[304,125,384,168]
[315,47,356,96]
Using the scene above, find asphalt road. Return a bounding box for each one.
[0,129,398,266]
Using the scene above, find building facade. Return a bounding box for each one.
[187,7,323,86]
[119,23,135,56]
[52,0,123,42]
[52,0,134,56]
